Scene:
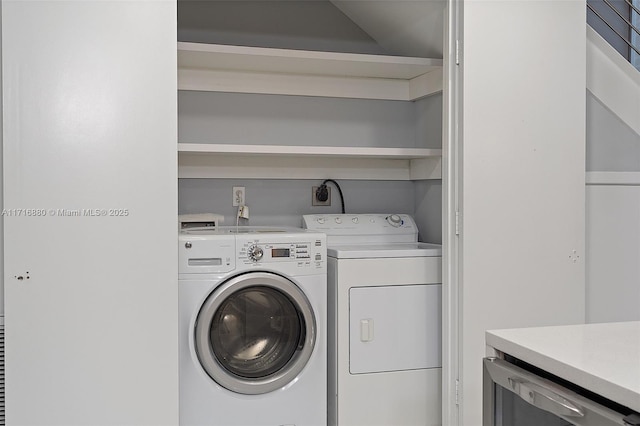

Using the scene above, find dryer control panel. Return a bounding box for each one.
[303,213,419,245]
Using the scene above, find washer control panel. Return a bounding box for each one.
[179,229,327,276]
[246,245,264,262]
[240,240,322,264]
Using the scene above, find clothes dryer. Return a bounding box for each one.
[304,214,442,426]
[179,227,327,426]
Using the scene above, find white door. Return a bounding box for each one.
[454,1,587,424]
[2,1,178,424]
[349,284,441,374]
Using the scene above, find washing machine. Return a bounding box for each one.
[179,227,327,426]
[303,214,442,426]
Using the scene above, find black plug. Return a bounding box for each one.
[316,184,329,202]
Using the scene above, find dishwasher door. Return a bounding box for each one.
[483,357,640,426]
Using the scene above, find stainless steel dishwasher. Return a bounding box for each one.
[483,357,640,426]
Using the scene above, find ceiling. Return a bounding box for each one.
[177,0,446,58]
[330,0,446,58]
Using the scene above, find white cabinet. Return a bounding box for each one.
[2,2,178,424]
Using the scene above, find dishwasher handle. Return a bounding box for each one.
[508,377,585,418]
[624,413,640,426]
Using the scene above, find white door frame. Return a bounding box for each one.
[442,0,462,424]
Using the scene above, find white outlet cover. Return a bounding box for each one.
[233,186,245,206]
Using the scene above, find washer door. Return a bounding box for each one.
[194,271,316,394]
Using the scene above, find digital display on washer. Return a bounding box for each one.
[271,248,290,258]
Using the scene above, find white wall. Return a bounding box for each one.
[587,26,640,138]
[585,52,640,323]
[460,1,586,424]
[586,182,640,323]
[2,1,178,424]
[587,93,640,172]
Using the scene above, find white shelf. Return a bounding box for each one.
[178,42,443,101]
[586,172,640,185]
[178,143,442,180]
[177,44,444,179]
[179,143,440,159]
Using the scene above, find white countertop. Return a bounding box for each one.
[486,321,640,413]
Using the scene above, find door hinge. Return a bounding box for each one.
[455,40,460,65]
[455,211,460,235]
[455,379,460,406]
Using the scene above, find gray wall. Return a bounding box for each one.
[179,91,441,149]
[178,90,443,243]
[180,178,440,237]
[178,0,388,54]
[179,178,441,243]
[586,91,640,171]
[414,180,442,243]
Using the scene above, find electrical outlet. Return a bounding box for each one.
[312,186,331,206]
[233,186,245,206]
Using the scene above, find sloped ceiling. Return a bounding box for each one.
[178,0,389,54]
[330,0,445,58]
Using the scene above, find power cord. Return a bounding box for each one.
[316,179,345,213]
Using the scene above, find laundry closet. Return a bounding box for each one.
[176,3,447,425]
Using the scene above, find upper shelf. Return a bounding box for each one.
[178,143,441,159]
[178,143,442,180]
[177,42,443,101]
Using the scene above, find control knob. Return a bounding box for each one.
[247,245,264,262]
[386,214,403,227]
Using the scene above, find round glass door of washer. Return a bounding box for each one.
[194,271,316,394]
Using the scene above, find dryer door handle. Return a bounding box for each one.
[360,318,374,342]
